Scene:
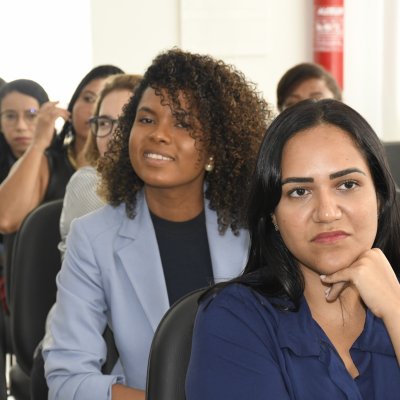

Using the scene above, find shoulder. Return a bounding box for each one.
[192,284,286,358]
[202,284,269,309]
[69,166,97,181]
[66,166,99,191]
[70,203,126,239]
[198,284,280,330]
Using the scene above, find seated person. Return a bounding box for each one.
[42,48,273,400]
[0,65,123,235]
[0,79,50,303]
[276,62,342,111]
[30,73,142,400]
[186,99,400,399]
[58,73,142,259]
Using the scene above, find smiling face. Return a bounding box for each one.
[282,78,335,110]
[0,91,40,158]
[129,87,207,195]
[273,124,379,278]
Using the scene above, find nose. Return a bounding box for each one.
[313,190,342,222]
[15,114,29,130]
[149,121,172,144]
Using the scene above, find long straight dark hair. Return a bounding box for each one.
[232,99,400,309]
[53,64,124,150]
[0,79,50,182]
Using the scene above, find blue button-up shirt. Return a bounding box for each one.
[186,284,400,399]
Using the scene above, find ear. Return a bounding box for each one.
[271,213,280,231]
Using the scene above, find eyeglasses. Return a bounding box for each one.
[89,116,119,138]
[0,108,39,127]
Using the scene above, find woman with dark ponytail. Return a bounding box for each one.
[0,65,123,236]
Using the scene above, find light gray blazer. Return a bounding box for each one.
[43,191,249,400]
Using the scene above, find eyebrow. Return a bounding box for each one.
[281,168,366,185]
[286,91,324,100]
[137,106,155,114]
[81,89,97,96]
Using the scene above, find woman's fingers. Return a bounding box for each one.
[320,248,400,318]
[323,281,348,302]
[33,102,70,149]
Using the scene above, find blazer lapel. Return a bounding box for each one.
[115,193,170,332]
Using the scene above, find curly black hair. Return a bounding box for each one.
[98,48,273,234]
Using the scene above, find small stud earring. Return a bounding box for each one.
[205,156,214,172]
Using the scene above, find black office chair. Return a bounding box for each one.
[146,287,207,400]
[382,141,400,188]
[9,199,63,400]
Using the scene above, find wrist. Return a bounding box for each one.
[31,139,48,152]
[381,299,400,324]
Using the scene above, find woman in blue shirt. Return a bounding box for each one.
[186,99,400,399]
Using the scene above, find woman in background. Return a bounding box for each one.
[58,73,142,259]
[0,78,50,400]
[0,64,123,235]
[276,62,342,112]
[30,73,142,400]
[186,99,400,399]
[0,79,50,272]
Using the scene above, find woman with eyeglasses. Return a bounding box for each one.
[29,73,142,400]
[0,79,53,308]
[0,79,49,188]
[0,65,123,236]
[0,69,122,398]
[0,78,51,399]
[58,73,142,260]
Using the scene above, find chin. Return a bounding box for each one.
[318,258,358,275]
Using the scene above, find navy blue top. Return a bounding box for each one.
[186,284,400,400]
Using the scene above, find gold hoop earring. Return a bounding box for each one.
[205,156,214,172]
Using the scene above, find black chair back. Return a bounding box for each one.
[10,199,63,375]
[383,141,400,188]
[146,288,206,400]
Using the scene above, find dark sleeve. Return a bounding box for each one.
[185,285,291,400]
[43,148,75,202]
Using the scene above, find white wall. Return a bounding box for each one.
[1,0,399,140]
[90,0,180,75]
[0,0,93,109]
[91,0,400,139]
[90,0,314,110]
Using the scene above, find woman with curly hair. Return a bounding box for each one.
[42,48,272,400]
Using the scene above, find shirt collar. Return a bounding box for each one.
[273,295,395,358]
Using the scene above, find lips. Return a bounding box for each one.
[14,137,32,143]
[312,231,349,244]
[144,152,174,161]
